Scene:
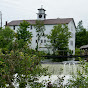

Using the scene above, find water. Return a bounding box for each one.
[9,59,81,88]
[42,59,80,75]
[40,59,81,86]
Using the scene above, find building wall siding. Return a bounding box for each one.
[9,22,75,54]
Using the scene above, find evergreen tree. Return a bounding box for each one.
[76,20,88,48]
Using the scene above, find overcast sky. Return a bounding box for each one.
[0,0,88,28]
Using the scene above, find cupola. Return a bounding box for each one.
[37,6,46,20]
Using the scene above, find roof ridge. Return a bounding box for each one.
[10,19,37,22]
[7,18,75,26]
[10,18,73,22]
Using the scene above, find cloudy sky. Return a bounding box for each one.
[0,0,88,28]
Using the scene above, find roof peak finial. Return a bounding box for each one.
[41,5,43,8]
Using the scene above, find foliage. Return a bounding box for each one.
[7,39,26,51]
[0,26,15,48]
[75,48,81,56]
[0,27,2,30]
[0,45,48,88]
[76,20,84,32]
[47,24,71,54]
[49,58,88,88]
[76,20,88,48]
[34,20,45,51]
[0,21,49,88]
[67,58,88,88]
[17,20,32,43]
[75,48,85,56]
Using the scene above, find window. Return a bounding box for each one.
[39,14,42,18]
[13,26,15,30]
[36,40,37,43]
[70,41,73,46]
[30,25,32,30]
[44,40,46,43]
[44,15,46,18]
[41,40,43,43]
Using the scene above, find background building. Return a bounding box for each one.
[7,7,76,54]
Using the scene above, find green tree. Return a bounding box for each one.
[0,49,47,88]
[47,24,71,54]
[76,20,88,48]
[76,20,84,32]
[0,27,2,30]
[0,21,48,88]
[34,20,45,51]
[0,26,15,48]
[17,20,32,43]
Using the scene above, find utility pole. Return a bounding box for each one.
[0,11,2,27]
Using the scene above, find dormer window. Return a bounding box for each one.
[39,14,42,18]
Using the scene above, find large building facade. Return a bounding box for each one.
[7,7,76,54]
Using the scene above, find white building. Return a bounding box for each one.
[7,7,76,54]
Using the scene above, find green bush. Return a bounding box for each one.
[67,58,88,88]
[75,48,85,56]
[0,48,48,88]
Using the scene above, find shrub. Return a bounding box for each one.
[0,49,47,88]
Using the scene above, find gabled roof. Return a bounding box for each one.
[7,18,75,26]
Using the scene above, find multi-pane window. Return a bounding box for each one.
[44,40,46,43]
[13,26,15,30]
[41,40,43,43]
